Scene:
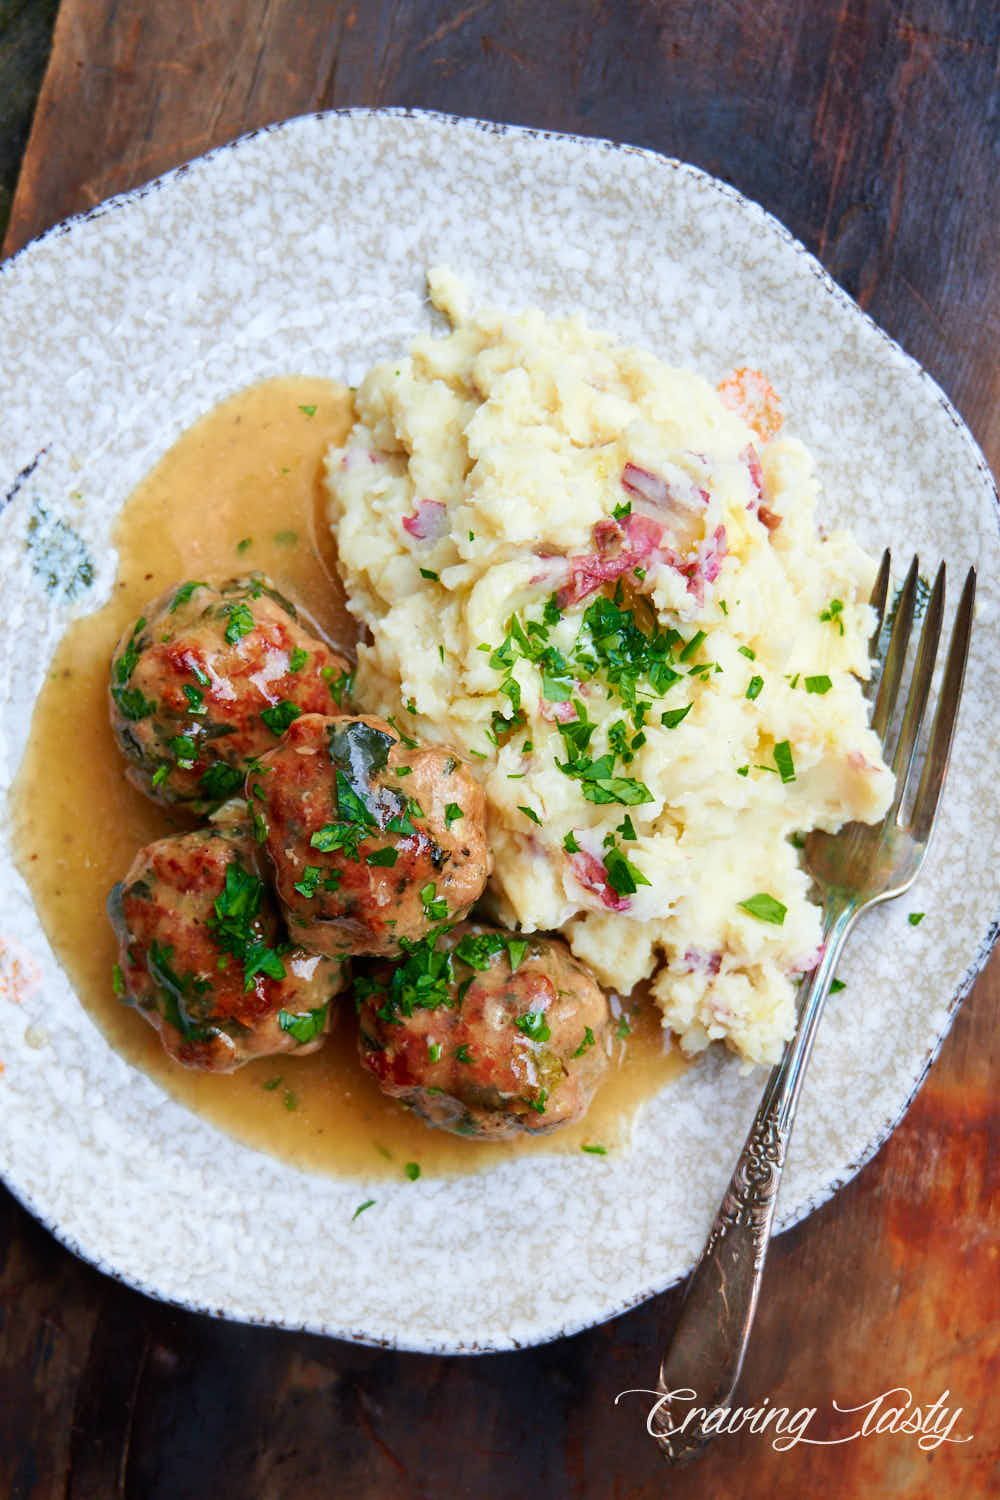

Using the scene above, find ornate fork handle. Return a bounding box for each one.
[652,900,856,1462]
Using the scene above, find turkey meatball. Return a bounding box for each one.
[109,575,353,808]
[252,713,490,958]
[108,812,346,1071]
[356,923,611,1137]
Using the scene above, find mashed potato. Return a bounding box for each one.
[325,270,893,1065]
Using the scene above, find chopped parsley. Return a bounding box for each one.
[829,978,847,994]
[615,1014,632,1040]
[427,1041,442,1062]
[113,686,156,721]
[112,963,125,996]
[236,537,252,553]
[182,684,205,714]
[660,704,692,729]
[746,675,764,701]
[738,645,756,660]
[582,1144,608,1155]
[820,598,845,635]
[419,568,439,581]
[288,647,308,673]
[908,912,925,927]
[260,700,302,736]
[572,1026,596,1058]
[518,804,542,824]
[298,404,317,417]
[773,740,796,783]
[352,1199,375,1220]
[151,765,170,788]
[168,734,197,768]
[563,831,581,853]
[169,582,206,613]
[405,1162,421,1181]
[367,847,398,867]
[444,802,464,828]
[278,1002,329,1043]
[221,601,255,644]
[209,863,286,989]
[455,1044,473,1063]
[738,893,787,925]
[324,667,354,708]
[603,845,650,895]
[198,762,243,802]
[420,882,448,921]
[514,1011,551,1042]
[805,675,832,695]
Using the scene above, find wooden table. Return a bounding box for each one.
[2,3,998,1495]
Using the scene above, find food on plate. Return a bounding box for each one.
[252,712,491,957]
[108,810,345,1071]
[327,269,894,1066]
[355,922,611,1138]
[109,574,353,809]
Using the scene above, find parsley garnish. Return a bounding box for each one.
[405,1162,421,1181]
[420,882,448,920]
[221,602,255,644]
[444,802,464,828]
[515,1011,551,1042]
[572,1026,596,1057]
[908,912,925,926]
[169,582,206,613]
[603,845,650,895]
[112,686,156,721]
[582,1144,608,1155]
[455,1044,473,1063]
[805,675,832,695]
[288,647,308,673]
[198,762,243,802]
[236,537,252,553]
[660,704,691,729]
[352,1199,375,1220]
[367,847,398,867]
[299,404,317,417]
[260,700,301,736]
[563,831,581,853]
[738,893,787,925]
[746,675,764,701]
[773,740,796,783]
[208,862,286,989]
[112,963,125,996]
[419,568,439,581]
[738,645,756,660]
[183,684,205,713]
[820,598,845,635]
[518,804,542,824]
[829,978,847,993]
[168,735,197,768]
[278,1003,329,1043]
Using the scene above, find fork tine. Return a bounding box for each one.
[868,548,892,656]
[890,562,945,801]
[911,566,976,844]
[871,554,920,742]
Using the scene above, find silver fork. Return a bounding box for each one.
[650,552,976,1464]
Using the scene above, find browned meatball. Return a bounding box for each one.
[356,923,611,1138]
[252,713,490,958]
[108,814,346,1071]
[109,575,354,809]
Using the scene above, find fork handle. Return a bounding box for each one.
[651,900,857,1463]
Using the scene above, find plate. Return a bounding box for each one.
[1,109,997,1353]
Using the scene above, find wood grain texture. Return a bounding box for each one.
[2,1,999,1495]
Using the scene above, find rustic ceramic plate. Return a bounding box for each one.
[1,110,997,1353]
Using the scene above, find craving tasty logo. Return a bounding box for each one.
[614,1386,974,1452]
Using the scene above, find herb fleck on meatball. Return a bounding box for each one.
[109,575,354,808]
[252,713,490,958]
[108,814,346,1072]
[356,922,611,1137]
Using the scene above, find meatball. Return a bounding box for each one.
[356,923,611,1138]
[252,713,490,958]
[109,575,353,809]
[108,813,346,1071]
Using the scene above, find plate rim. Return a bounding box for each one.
[2,105,998,1354]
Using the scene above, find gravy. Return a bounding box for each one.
[10,377,685,1179]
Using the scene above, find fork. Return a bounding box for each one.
[650,551,977,1463]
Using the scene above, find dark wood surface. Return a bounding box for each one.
[2,2,999,1495]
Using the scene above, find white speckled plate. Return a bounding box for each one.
[1,110,997,1353]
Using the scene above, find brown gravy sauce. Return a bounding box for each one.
[10,377,686,1179]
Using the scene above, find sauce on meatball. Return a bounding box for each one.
[109,574,353,808]
[253,713,491,957]
[356,922,612,1138]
